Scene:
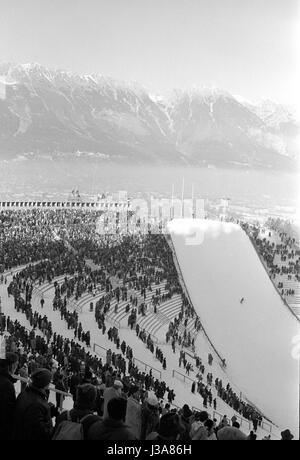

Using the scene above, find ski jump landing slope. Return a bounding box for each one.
[169,219,299,436]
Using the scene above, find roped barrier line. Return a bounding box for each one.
[172,369,194,384]
[133,357,162,379]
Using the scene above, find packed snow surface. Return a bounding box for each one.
[169,219,299,436]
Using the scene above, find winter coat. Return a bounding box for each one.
[54,408,101,440]
[87,418,136,440]
[0,369,16,440]
[13,385,53,440]
[125,396,142,440]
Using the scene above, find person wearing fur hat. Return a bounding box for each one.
[13,368,54,440]
[0,352,19,440]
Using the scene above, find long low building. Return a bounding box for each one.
[0,200,131,210]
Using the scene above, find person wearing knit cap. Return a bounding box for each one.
[31,368,52,389]
[13,368,54,440]
[0,352,19,440]
[217,426,248,440]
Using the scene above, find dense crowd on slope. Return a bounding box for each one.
[241,221,299,302]
[0,209,293,441]
[0,209,103,270]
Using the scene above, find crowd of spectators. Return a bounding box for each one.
[0,208,294,441]
[241,221,299,304]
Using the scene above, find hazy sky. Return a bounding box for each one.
[0,0,299,103]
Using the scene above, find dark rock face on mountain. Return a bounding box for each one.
[0,63,298,170]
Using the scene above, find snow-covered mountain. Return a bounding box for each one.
[0,63,298,169]
[243,99,299,160]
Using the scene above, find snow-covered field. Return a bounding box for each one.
[168,218,299,437]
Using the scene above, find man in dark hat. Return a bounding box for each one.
[13,368,54,440]
[0,352,19,440]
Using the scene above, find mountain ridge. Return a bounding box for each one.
[0,62,298,170]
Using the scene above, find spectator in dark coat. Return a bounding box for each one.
[179,404,192,440]
[0,352,19,440]
[248,430,257,440]
[13,368,53,440]
[54,383,101,440]
[88,397,136,440]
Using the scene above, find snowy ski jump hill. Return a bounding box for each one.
[168,218,299,437]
